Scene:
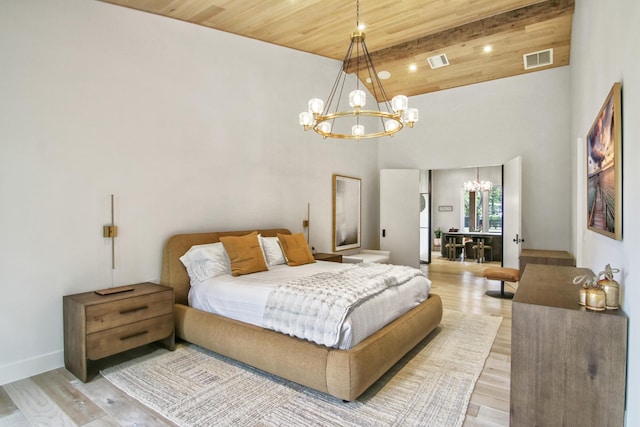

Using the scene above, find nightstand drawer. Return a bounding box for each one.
[87,313,173,360]
[85,290,173,333]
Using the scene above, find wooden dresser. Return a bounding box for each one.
[64,282,175,382]
[511,264,627,426]
[518,248,575,276]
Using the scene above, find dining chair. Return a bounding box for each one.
[472,237,493,262]
[445,236,465,261]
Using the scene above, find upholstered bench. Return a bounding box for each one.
[483,267,519,299]
[342,249,391,264]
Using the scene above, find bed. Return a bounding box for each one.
[160,228,443,401]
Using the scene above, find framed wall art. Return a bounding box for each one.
[332,174,361,251]
[586,82,622,240]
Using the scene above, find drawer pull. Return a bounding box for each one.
[119,305,148,315]
[120,331,148,341]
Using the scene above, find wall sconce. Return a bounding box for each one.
[302,203,310,243]
[103,194,118,269]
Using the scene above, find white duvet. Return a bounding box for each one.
[188,261,431,349]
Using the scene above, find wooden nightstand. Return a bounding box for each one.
[314,252,342,263]
[63,282,175,382]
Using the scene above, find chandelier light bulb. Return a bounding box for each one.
[384,120,400,132]
[299,111,313,129]
[308,98,324,115]
[391,95,408,113]
[318,121,332,134]
[479,181,492,192]
[464,181,477,192]
[352,124,365,137]
[349,90,366,108]
[403,108,419,126]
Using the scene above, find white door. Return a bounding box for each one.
[380,169,420,268]
[419,193,430,263]
[502,156,523,268]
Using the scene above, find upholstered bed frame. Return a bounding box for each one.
[160,228,443,401]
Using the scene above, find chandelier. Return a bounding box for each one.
[464,167,492,192]
[298,0,418,140]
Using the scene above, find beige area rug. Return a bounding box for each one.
[101,309,502,427]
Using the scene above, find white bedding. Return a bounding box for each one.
[188,261,431,349]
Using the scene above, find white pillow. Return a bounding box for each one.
[179,242,231,282]
[259,235,287,266]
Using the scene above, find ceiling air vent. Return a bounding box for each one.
[523,48,553,70]
[427,53,449,69]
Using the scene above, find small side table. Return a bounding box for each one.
[314,252,343,263]
[63,282,175,382]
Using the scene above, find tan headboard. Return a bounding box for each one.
[161,228,291,305]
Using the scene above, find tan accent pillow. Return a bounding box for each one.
[219,232,268,276]
[277,233,316,266]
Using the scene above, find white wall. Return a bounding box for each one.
[570,0,640,424]
[0,0,379,384]
[379,67,572,251]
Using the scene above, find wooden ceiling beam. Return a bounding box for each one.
[345,0,574,74]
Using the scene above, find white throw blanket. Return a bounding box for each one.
[262,263,425,347]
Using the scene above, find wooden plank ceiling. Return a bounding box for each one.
[99,0,573,101]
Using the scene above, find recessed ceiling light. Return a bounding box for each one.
[365,72,391,84]
[409,64,417,72]
[484,45,492,53]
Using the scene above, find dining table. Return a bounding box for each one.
[440,231,503,261]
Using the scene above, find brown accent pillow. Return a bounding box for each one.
[277,233,316,266]
[219,232,268,276]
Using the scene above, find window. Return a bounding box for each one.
[464,185,502,232]
[487,185,503,232]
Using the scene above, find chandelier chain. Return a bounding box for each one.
[355,0,360,127]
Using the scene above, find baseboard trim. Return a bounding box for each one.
[0,350,63,386]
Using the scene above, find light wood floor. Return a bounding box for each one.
[0,254,513,426]
[425,253,513,427]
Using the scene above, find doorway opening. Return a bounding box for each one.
[430,166,503,265]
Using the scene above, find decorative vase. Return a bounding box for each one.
[578,287,588,306]
[600,279,620,310]
[598,264,621,310]
[573,274,597,307]
[586,287,606,311]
